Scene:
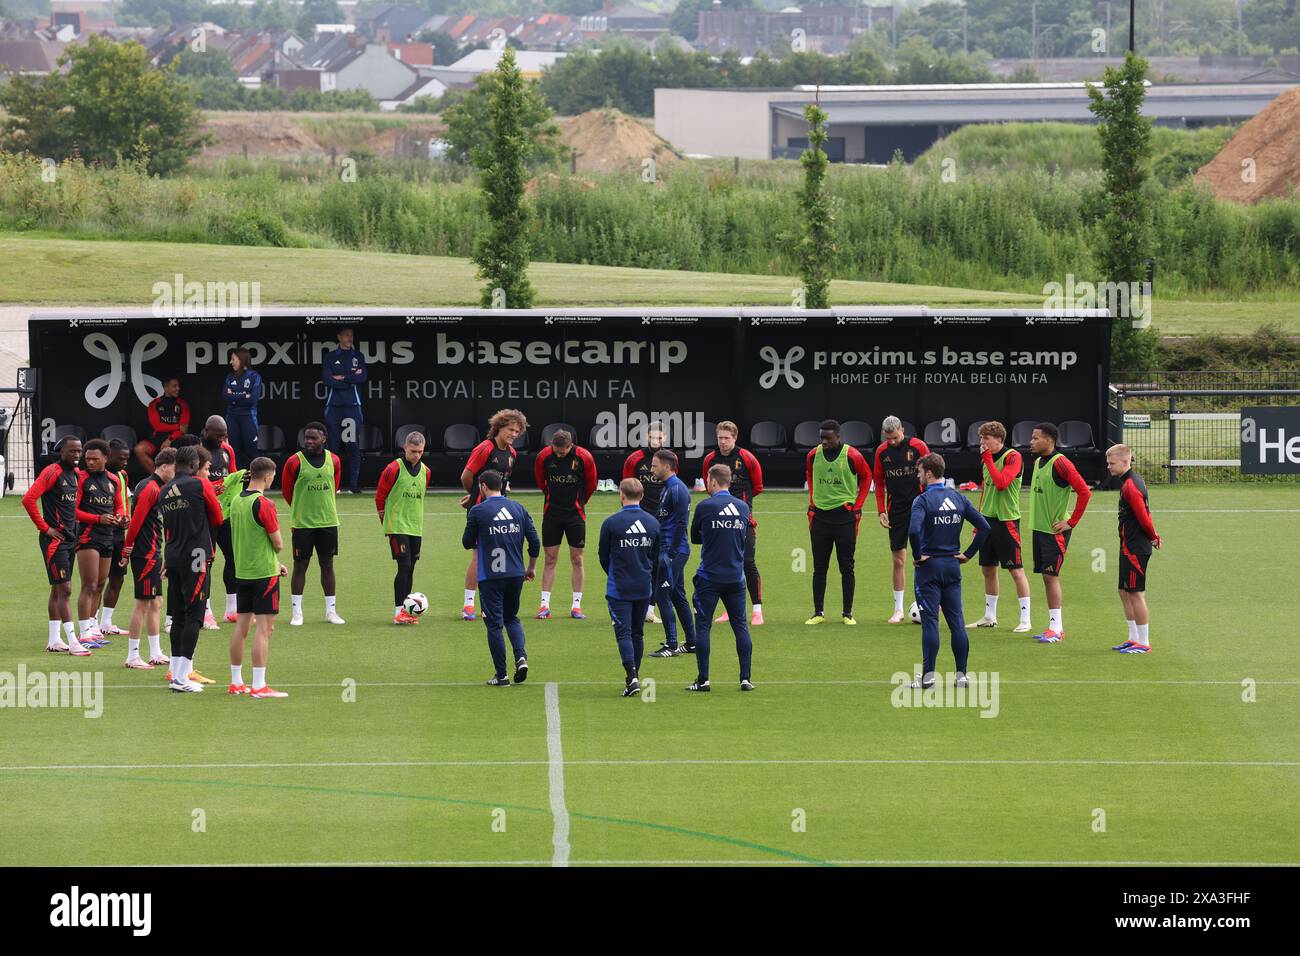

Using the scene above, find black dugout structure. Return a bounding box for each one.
[27,307,1112,488]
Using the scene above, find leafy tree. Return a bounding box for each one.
[415,30,462,67]
[1087,51,1157,372]
[794,103,835,310]
[471,47,535,310]
[444,65,565,168]
[0,72,72,160]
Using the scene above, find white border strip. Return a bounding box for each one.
[544,682,570,867]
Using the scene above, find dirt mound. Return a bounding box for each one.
[560,108,681,174]
[201,114,326,160]
[1194,86,1300,203]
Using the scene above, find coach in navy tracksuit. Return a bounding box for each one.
[322,327,367,494]
[222,347,262,468]
[463,470,539,686]
[686,463,754,692]
[599,478,661,697]
[649,450,697,657]
[908,453,991,688]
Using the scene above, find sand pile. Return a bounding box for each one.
[559,107,681,174]
[1194,86,1300,203]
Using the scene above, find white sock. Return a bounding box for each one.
[252,666,266,689]
[1018,597,1030,622]
[80,618,95,637]
[225,594,237,615]
[128,638,140,657]
[1135,623,1149,647]
[395,605,403,617]
[572,592,582,609]
[231,664,243,685]
[148,634,162,658]
[464,589,476,607]
[172,656,189,682]
[100,606,114,628]
[985,594,998,618]
[325,595,336,614]
[1126,619,1138,642]
[205,599,212,616]
[1049,608,1062,632]
[48,620,61,646]
[893,590,905,613]
[753,603,762,614]
[63,621,76,643]
[292,594,303,613]
[540,590,551,608]
[645,606,656,621]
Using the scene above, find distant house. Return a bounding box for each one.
[297,35,418,99]
[579,3,668,39]
[387,42,436,66]
[443,47,566,81]
[356,4,438,44]
[696,5,895,56]
[0,33,63,76]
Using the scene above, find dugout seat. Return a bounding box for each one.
[793,421,821,450]
[750,421,787,451]
[359,423,384,452]
[898,420,917,440]
[511,428,530,452]
[52,424,87,448]
[101,425,137,449]
[923,420,961,450]
[965,420,989,449]
[541,423,578,447]
[256,424,285,454]
[1058,420,1095,450]
[840,420,874,450]
[1011,421,1037,449]
[435,424,471,453]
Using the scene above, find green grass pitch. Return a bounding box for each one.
[1,485,1296,866]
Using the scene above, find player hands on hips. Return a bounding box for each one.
[462,469,539,686]
[907,453,990,689]
[684,464,755,693]
[598,478,661,697]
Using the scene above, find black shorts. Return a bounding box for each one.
[38,534,75,585]
[978,518,1024,569]
[166,565,209,618]
[130,550,163,600]
[1032,529,1072,576]
[1119,547,1150,592]
[292,526,339,562]
[76,537,115,558]
[887,507,911,552]
[235,576,281,615]
[542,512,586,549]
[108,538,126,579]
[388,534,422,564]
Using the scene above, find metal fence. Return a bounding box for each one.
[0,389,34,495]
[1107,385,1300,483]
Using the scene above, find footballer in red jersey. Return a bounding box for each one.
[532,430,598,619]
[702,421,766,626]
[871,415,929,623]
[1106,444,1162,654]
[458,408,526,620]
[22,436,85,653]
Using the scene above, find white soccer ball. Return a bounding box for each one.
[403,592,429,616]
[908,601,922,624]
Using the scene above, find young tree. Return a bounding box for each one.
[471,47,536,310]
[443,68,565,168]
[1087,51,1157,371]
[794,103,835,310]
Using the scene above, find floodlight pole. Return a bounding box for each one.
[1129,0,1136,53]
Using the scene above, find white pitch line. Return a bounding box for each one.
[544,682,571,868]
[96,858,1294,867]
[3,757,1297,771]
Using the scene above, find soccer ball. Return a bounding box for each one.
[908,601,922,624]
[403,593,429,617]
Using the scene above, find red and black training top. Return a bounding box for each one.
[702,447,764,508]
[147,395,191,440]
[534,445,598,518]
[465,439,516,507]
[22,461,80,537]
[125,474,167,563]
[622,448,673,514]
[159,473,223,568]
[872,436,930,514]
[75,468,125,548]
[1117,469,1159,554]
[204,440,237,491]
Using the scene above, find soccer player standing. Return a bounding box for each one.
[322,326,367,495]
[623,421,671,624]
[533,430,597,620]
[282,422,344,627]
[968,421,1033,633]
[648,450,697,658]
[228,457,290,698]
[134,375,190,473]
[1026,422,1092,644]
[121,447,176,669]
[685,464,755,693]
[1106,444,1162,654]
[462,470,539,686]
[200,416,238,627]
[74,438,128,645]
[23,436,86,654]
[459,408,526,621]
[96,438,133,637]
[872,415,930,623]
[160,445,224,693]
[702,421,765,626]
[376,432,431,624]
[598,478,660,697]
[805,419,872,626]
[908,453,990,689]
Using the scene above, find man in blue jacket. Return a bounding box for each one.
[686,464,754,692]
[908,453,991,689]
[322,327,367,494]
[648,450,696,658]
[598,478,660,697]
[463,470,539,687]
